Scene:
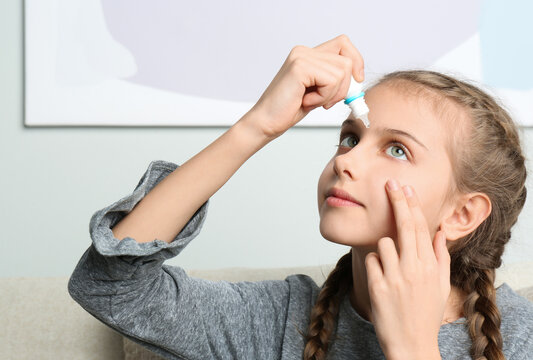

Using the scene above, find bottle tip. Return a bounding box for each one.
[359,113,370,128]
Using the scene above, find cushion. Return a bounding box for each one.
[124,337,166,360]
[517,286,533,302]
[0,277,124,360]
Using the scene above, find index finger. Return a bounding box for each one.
[314,34,365,82]
[403,185,435,261]
[386,179,417,262]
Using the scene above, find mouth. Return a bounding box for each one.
[325,187,364,207]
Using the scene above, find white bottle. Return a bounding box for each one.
[344,77,370,128]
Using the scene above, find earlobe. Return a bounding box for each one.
[440,193,492,241]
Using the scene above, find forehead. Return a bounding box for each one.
[359,84,451,153]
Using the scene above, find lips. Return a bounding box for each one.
[326,187,364,207]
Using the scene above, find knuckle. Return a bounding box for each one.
[324,69,340,85]
[332,66,344,80]
[341,57,353,73]
[389,277,402,290]
[337,33,350,43]
[341,55,352,66]
[288,56,306,72]
[288,45,307,60]
[368,279,386,296]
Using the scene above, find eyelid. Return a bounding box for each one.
[387,140,412,160]
[338,130,358,143]
[339,129,356,138]
[339,130,360,139]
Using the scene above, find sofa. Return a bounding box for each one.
[2,262,532,359]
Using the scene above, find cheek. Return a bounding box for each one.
[369,190,397,240]
[317,159,334,204]
[372,170,418,238]
[370,167,399,215]
[417,191,447,234]
[402,180,449,235]
[340,172,398,243]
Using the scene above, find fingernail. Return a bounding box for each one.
[387,179,399,191]
[403,185,413,197]
[359,69,365,81]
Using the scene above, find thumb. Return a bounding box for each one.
[433,231,451,295]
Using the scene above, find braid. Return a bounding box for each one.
[303,251,352,360]
[462,268,504,360]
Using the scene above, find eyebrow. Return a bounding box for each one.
[341,119,429,151]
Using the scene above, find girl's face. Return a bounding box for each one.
[317,84,457,247]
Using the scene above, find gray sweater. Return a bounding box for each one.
[69,160,533,360]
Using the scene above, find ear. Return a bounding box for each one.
[440,192,492,241]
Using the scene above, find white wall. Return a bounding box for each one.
[1,0,532,277]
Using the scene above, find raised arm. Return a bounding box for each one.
[71,35,365,359]
[111,34,365,245]
[111,117,270,244]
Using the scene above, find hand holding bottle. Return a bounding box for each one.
[244,34,365,141]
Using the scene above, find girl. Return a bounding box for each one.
[69,35,533,359]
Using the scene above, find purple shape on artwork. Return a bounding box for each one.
[100,0,481,102]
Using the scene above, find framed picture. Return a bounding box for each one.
[24,0,532,127]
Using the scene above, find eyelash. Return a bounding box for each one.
[336,132,412,161]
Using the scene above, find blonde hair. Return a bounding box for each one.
[303,70,527,360]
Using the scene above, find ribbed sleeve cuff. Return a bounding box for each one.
[88,160,209,260]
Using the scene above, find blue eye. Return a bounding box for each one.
[339,135,358,148]
[386,144,408,160]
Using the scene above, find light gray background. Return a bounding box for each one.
[1,0,532,277]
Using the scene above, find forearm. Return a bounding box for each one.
[111,111,271,244]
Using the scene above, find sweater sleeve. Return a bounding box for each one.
[68,160,291,360]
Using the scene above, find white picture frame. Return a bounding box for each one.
[24,0,533,127]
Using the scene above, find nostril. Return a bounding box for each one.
[333,156,354,180]
[342,169,353,180]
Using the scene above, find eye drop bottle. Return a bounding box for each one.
[344,77,370,128]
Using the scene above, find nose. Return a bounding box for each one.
[333,147,365,181]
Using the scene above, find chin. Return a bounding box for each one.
[319,218,376,247]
